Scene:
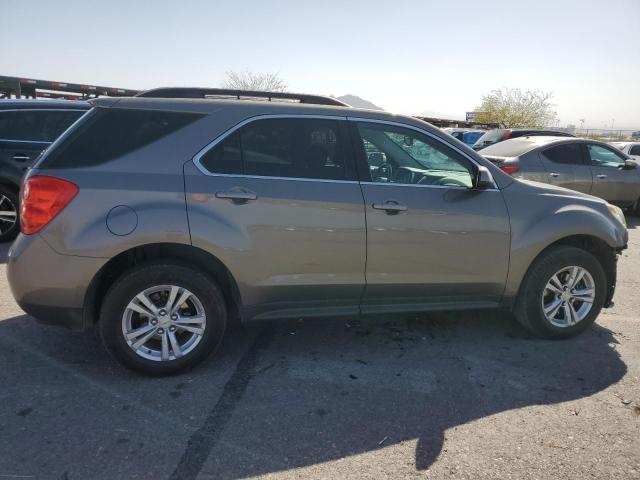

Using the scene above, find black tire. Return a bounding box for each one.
[514,246,606,339]
[99,262,227,375]
[0,184,20,242]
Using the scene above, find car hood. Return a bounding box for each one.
[510,178,609,206]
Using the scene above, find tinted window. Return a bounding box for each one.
[510,131,533,138]
[0,110,84,142]
[587,144,626,168]
[542,143,584,165]
[39,108,203,169]
[357,122,474,187]
[629,145,640,156]
[200,132,241,174]
[200,118,352,181]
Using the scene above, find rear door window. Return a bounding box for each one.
[200,118,355,181]
[542,143,584,165]
[199,132,242,174]
[629,145,640,156]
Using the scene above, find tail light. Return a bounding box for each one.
[500,164,520,175]
[20,175,78,235]
[502,131,512,140]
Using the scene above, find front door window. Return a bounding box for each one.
[356,122,475,188]
[587,144,626,168]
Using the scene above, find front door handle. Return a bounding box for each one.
[215,189,258,203]
[12,154,30,162]
[549,172,560,178]
[597,174,608,179]
[372,200,407,214]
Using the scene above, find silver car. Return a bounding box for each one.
[480,136,640,214]
[6,89,629,374]
[609,141,640,161]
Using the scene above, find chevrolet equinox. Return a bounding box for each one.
[7,88,629,374]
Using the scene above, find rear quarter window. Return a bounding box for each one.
[38,108,204,169]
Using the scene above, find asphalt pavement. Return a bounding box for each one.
[0,219,638,480]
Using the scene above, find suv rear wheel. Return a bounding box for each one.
[0,185,19,242]
[514,246,606,338]
[99,262,227,374]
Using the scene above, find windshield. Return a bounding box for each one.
[462,131,484,145]
[473,129,506,148]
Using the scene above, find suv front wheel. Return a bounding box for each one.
[99,262,227,374]
[514,246,606,338]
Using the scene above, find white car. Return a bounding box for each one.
[609,142,640,160]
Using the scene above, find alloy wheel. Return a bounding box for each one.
[122,285,207,362]
[0,194,17,235]
[541,266,595,328]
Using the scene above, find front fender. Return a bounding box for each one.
[502,184,627,302]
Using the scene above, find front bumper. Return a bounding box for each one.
[7,234,107,331]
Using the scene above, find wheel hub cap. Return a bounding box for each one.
[541,266,595,328]
[0,194,17,235]
[121,285,207,362]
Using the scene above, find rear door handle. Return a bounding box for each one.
[215,189,257,203]
[372,200,407,214]
[597,174,607,179]
[549,172,560,178]
[12,154,30,162]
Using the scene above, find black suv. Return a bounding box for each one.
[472,128,575,151]
[0,100,89,241]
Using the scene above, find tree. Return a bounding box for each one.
[222,70,287,92]
[473,88,557,128]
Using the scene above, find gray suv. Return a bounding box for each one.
[7,89,629,374]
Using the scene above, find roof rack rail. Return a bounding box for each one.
[136,87,349,107]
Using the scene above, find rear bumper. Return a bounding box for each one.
[7,234,107,331]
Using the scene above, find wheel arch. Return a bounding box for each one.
[504,233,618,310]
[83,242,242,328]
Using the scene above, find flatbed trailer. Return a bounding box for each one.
[0,75,140,99]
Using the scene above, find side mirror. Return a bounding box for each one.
[474,166,495,189]
[623,159,637,170]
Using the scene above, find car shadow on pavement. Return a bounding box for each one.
[626,214,639,229]
[0,310,626,479]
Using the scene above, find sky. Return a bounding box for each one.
[1,0,638,129]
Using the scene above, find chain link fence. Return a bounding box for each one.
[574,129,639,141]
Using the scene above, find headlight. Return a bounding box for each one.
[607,204,626,227]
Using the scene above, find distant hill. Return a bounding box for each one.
[336,94,383,110]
